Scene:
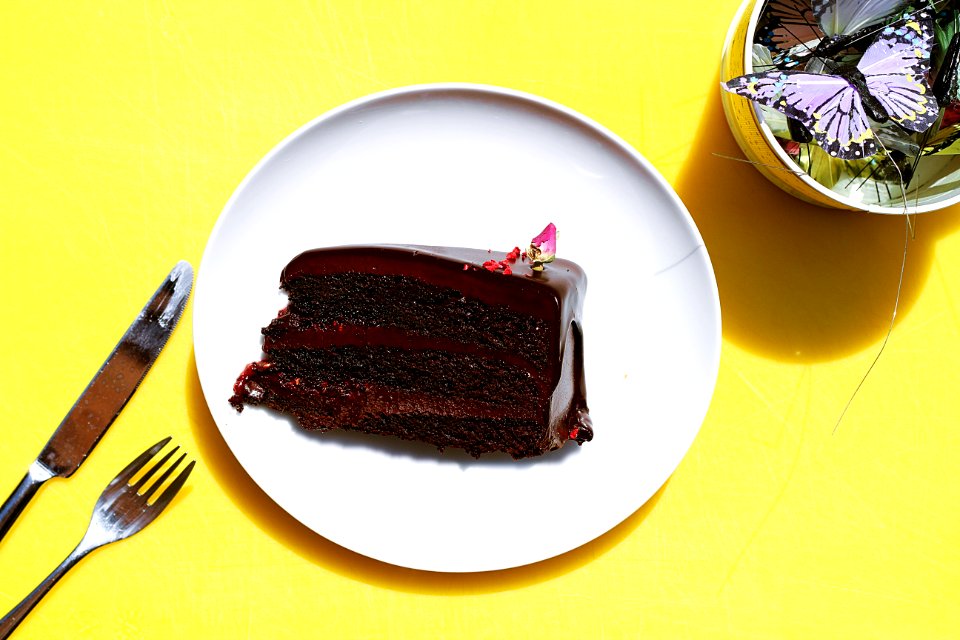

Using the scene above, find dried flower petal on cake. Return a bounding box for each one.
[482,247,522,275]
[528,223,557,271]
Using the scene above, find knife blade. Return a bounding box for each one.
[0,261,193,544]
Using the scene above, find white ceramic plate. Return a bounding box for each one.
[194,84,721,572]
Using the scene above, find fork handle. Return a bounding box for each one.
[0,544,90,639]
[0,462,54,545]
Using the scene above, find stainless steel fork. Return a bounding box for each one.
[0,437,194,639]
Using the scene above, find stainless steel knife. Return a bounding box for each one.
[0,261,193,544]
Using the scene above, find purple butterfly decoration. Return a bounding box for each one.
[725,10,939,160]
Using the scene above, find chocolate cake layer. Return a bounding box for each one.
[262,345,543,404]
[264,288,550,365]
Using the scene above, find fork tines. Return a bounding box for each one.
[107,437,195,510]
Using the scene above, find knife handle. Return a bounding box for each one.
[0,462,54,544]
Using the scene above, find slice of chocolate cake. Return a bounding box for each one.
[230,233,592,459]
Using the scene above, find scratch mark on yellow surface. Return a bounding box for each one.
[934,257,960,334]
[0,143,90,217]
[396,0,415,68]
[302,0,384,89]
[792,576,929,605]
[160,0,216,106]
[734,368,788,426]
[357,2,379,81]
[142,0,162,120]
[94,206,115,248]
[718,367,811,593]
[322,0,350,86]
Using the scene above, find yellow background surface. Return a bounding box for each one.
[1,1,957,638]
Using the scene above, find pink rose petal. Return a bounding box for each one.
[528,223,557,271]
[531,223,557,259]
